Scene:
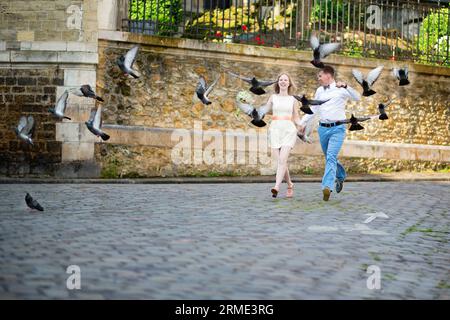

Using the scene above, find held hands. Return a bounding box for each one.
[297,125,306,135]
[336,81,348,88]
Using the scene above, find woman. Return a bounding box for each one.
[264,73,302,198]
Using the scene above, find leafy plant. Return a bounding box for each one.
[417,6,449,66]
[130,0,183,36]
[310,0,361,28]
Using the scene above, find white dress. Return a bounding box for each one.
[268,94,298,149]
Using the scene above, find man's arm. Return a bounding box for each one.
[336,81,360,101]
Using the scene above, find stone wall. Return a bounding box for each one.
[0,68,64,175]
[94,33,450,178]
[1,0,449,178]
[0,0,100,177]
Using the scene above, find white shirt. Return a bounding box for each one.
[299,81,360,125]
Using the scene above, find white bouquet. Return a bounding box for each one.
[236,90,254,104]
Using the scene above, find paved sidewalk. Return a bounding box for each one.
[0,181,449,299]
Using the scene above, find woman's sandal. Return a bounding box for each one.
[271,187,279,198]
[286,183,294,198]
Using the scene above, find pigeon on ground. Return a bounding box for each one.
[293,94,329,114]
[378,98,396,120]
[227,71,277,95]
[309,35,341,68]
[196,76,219,105]
[48,90,71,120]
[352,66,383,96]
[85,106,110,141]
[15,115,35,145]
[25,193,44,211]
[117,45,140,78]
[392,67,410,86]
[70,85,104,102]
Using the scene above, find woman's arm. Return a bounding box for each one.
[292,99,302,126]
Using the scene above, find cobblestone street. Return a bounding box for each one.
[0,182,449,299]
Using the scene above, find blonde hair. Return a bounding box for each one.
[274,72,297,95]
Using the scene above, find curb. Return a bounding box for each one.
[0,174,449,184]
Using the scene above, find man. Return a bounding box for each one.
[298,65,360,201]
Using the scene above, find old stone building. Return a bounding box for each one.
[1,0,449,178]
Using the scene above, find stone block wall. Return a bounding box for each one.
[0,68,64,175]
[0,0,100,177]
[94,33,450,178]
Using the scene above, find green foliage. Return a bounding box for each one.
[310,0,360,27]
[101,163,120,179]
[418,6,449,66]
[341,39,364,58]
[130,0,183,35]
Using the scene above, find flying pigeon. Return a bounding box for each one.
[25,193,44,211]
[235,99,267,127]
[227,71,277,95]
[48,90,71,120]
[196,76,219,105]
[378,98,396,120]
[352,66,383,97]
[392,67,409,86]
[293,94,329,114]
[339,114,373,131]
[85,106,110,141]
[15,115,35,145]
[117,45,140,78]
[70,85,104,102]
[309,35,341,68]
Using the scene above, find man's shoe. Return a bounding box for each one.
[323,187,331,201]
[335,179,344,193]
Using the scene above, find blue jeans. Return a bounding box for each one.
[318,124,347,191]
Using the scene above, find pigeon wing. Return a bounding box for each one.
[351,69,364,85]
[87,108,96,123]
[17,116,27,133]
[384,97,396,108]
[81,85,95,98]
[304,114,318,137]
[257,79,277,87]
[404,67,408,77]
[319,42,341,58]
[236,100,254,115]
[124,45,139,68]
[205,77,219,96]
[55,90,69,114]
[367,66,383,86]
[309,98,330,105]
[310,35,320,50]
[93,106,102,129]
[196,76,207,94]
[392,68,400,80]
[227,71,253,83]
[23,116,35,136]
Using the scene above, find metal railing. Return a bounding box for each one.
[119,0,450,66]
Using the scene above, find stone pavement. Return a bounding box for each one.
[0,182,449,299]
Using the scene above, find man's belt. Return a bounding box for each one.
[319,121,344,127]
